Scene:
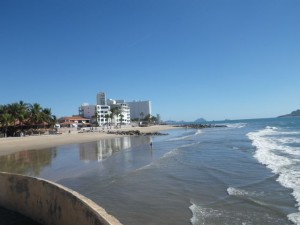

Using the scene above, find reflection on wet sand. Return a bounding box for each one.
[79,136,152,162]
[0,148,57,176]
[79,137,131,162]
[0,135,153,181]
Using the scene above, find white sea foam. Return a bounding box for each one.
[137,142,200,172]
[247,127,300,224]
[225,123,246,129]
[195,129,202,135]
[279,137,300,144]
[189,203,225,225]
[289,212,300,225]
[168,135,192,141]
[189,203,200,225]
[189,201,287,225]
[189,202,254,225]
[227,187,264,197]
[162,148,179,158]
[265,126,278,130]
[168,130,203,141]
[227,187,249,196]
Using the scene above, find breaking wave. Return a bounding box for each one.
[247,126,300,224]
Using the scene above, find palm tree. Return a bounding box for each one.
[7,103,20,135]
[119,114,124,128]
[113,107,122,128]
[0,101,57,137]
[0,113,13,137]
[42,108,53,128]
[51,115,57,127]
[94,110,100,127]
[17,100,30,131]
[109,110,114,129]
[104,114,110,129]
[110,107,118,127]
[144,114,152,125]
[140,112,144,121]
[29,103,43,130]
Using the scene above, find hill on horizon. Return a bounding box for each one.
[278,109,300,118]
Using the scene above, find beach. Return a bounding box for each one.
[0,125,176,156]
[0,119,299,224]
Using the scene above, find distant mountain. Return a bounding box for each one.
[278,109,300,117]
[194,118,207,123]
[165,118,207,124]
[165,120,185,124]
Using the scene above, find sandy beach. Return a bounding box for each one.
[0,125,177,156]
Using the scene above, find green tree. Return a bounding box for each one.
[17,100,30,129]
[114,107,122,127]
[0,101,57,137]
[42,108,54,128]
[29,103,43,129]
[8,103,22,135]
[104,113,110,129]
[140,112,144,121]
[94,110,100,127]
[144,114,152,124]
[151,115,157,124]
[119,114,124,128]
[110,107,121,127]
[0,112,13,137]
[109,110,114,129]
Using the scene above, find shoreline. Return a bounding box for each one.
[0,125,178,156]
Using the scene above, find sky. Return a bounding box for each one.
[0,0,299,121]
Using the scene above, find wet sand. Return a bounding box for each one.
[0,125,176,156]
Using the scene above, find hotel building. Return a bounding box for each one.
[78,92,160,126]
[126,100,152,120]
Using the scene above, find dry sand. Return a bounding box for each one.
[0,125,178,156]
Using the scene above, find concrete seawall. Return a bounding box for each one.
[0,172,122,225]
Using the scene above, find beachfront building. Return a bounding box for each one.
[96,105,111,126]
[126,100,152,120]
[58,116,90,128]
[96,94,131,126]
[109,102,131,126]
[78,103,96,119]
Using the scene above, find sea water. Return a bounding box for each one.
[0,117,300,225]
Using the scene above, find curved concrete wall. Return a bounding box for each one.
[0,172,122,225]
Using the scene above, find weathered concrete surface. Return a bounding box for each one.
[0,172,122,225]
[0,206,41,224]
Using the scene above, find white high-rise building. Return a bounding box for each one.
[126,100,152,120]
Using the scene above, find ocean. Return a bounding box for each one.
[0,117,300,225]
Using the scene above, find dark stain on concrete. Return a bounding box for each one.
[8,176,31,204]
[48,198,62,220]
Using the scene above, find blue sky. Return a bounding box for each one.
[0,0,299,121]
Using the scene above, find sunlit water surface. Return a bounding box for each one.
[1,119,299,225]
